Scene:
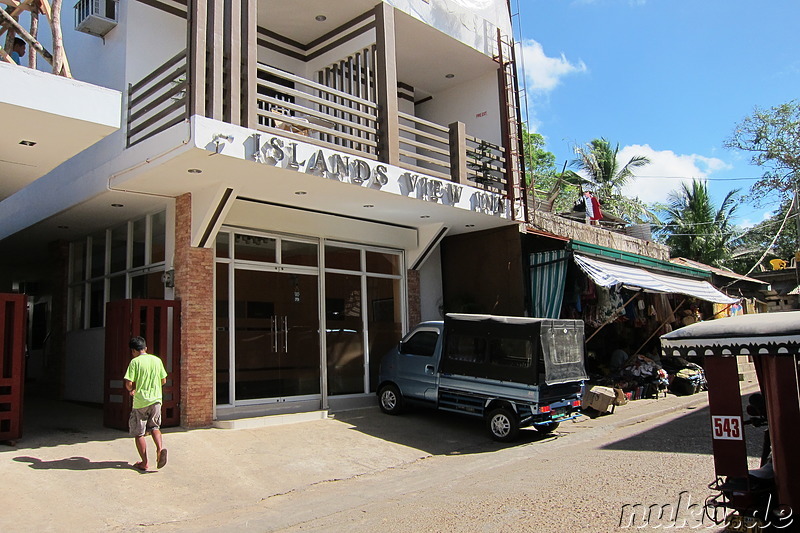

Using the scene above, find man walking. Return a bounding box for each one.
[124,336,168,471]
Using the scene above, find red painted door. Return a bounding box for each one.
[0,294,26,441]
[104,299,181,430]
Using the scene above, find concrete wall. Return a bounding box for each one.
[389,0,512,55]
[418,246,443,321]
[530,211,671,261]
[417,70,501,146]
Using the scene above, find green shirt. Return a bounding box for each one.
[124,353,168,409]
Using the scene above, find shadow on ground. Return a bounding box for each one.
[1,396,184,451]
[601,393,766,459]
[333,405,567,456]
[13,455,134,471]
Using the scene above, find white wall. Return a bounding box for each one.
[416,70,502,145]
[64,328,106,403]
[388,0,512,55]
[419,246,443,321]
[125,1,186,86]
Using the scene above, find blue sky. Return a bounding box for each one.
[515,0,800,227]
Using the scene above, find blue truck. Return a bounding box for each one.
[377,314,588,441]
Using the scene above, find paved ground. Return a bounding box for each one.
[0,386,763,532]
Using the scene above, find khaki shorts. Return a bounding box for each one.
[128,402,162,437]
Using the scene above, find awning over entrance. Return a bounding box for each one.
[574,254,738,304]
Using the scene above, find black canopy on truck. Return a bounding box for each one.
[441,314,588,386]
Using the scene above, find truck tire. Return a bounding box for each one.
[486,407,519,442]
[536,421,559,434]
[378,384,404,415]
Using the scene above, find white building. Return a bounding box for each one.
[1,0,529,428]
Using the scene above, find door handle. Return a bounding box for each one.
[272,316,278,352]
[283,316,288,352]
[425,365,435,374]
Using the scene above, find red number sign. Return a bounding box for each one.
[711,415,743,440]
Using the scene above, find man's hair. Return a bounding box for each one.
[129,336,147,352]
[14,37,25,47]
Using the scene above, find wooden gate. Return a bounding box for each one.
[104,299,181,430]
[0,294,26,442]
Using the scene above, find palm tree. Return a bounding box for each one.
[661,180,740,267]
[563,138,653,222]
[569,138,651,201]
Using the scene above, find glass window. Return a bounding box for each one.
[366,251,400,275]
[151,211,166,264]
[109,275,126,302]
[216,264,230,405]
[90,231,106,278]
[282,240,317,267]
[325,245,360,271]
[216,232,230,259]
[69,286,84,331]
[367,277,403,391]
[110,224,128,274]
[234,234,276,262]
[325,272,364,395]
[71,241,86,283]
[89,280,105,328]
[132,218,146,268]
[131,272,165,299]
[400,330,438,357]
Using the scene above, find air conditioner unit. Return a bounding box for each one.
[74,0,118,37]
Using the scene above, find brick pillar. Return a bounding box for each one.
[174,193,214,428]
[407,269,421,327]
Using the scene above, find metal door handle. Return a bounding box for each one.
[272,316,278,352]
[283,316,288,352]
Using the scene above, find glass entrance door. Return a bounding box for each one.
[233,268,320,402]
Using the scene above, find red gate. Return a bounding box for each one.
[104,299,181,430]
[0,294,26,442]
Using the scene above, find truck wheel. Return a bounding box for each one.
[536,422,559,434]
[486,407,519,442]
[378,384,404,415]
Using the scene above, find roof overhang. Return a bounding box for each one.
[0,63,121,200]
[574,253,738,304]
[660,311,800,354]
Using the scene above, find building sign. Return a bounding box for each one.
[251,133,507,217]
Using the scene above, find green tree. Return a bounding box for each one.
[567,138,653,222]
[725,100,800,201]
[728,198,798,273]
[659,179,741,267]
[522,130,579,213]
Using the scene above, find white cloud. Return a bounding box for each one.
[519,39,587,93]
[614,144,732,204]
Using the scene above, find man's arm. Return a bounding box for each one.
[161,378,166,385]
[125,379,136,397]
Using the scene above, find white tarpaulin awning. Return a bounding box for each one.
[574,254,739,304]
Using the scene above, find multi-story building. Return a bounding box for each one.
[1,0,532,429]
[1,1,741,436]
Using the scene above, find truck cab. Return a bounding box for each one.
[377,314,587,441]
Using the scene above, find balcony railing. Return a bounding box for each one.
[127,49,188,147]
[126,53,508,191]
[256,63,379,158]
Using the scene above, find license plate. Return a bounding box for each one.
[725,515,764,532]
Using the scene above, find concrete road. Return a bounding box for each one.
[1,389,764,532]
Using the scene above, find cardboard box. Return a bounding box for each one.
[582,385,616,413]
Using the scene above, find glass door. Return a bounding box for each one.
[233,268,320,402]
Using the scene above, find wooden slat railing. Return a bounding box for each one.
[256,63,379,158]
[126,49,188,147]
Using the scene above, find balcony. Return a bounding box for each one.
[125,2,518,204]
